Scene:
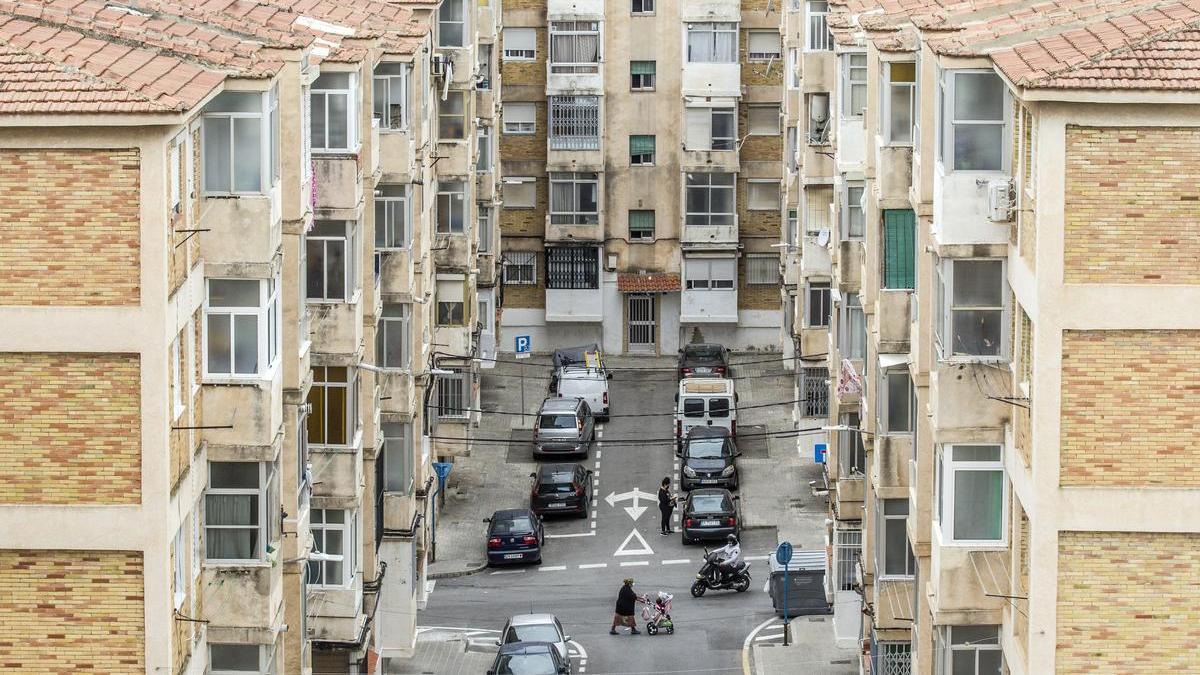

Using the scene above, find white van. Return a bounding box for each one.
[675,377,736,448]
[557,366,611,420]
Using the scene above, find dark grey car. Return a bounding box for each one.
[678,426,740,491]
[533,397,595,459]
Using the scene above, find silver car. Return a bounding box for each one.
[498,613,571,663]
[533,397,595,459]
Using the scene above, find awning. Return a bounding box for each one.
[617,272,680,293]
[878,353,909,370]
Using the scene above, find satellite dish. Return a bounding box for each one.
[816,228,830,247]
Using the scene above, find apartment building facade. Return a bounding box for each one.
[783,1,1200,673]
[0,1,496,673]
[497,0,784,355]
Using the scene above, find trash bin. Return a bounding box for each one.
[768,550,831,617]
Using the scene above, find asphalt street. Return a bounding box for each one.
[420,364,783,675]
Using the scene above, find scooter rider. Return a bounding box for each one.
[711,534,742,581]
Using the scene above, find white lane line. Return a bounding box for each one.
[660,559,691,565]
[595,450,602,459]
[545,531,596,539]
[590,520,597,529]
[620,561,650,567]
[596,429,603,439]
[591,499,598,507]
[539,565,568,572]
[755,633,785,642]
[490,570,525,575]
[591,510,598,518]
[742,616,781,673]
[592,470,600,477]
[578,563,607,569]
[745,555,770,561]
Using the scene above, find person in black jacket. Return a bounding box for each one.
[610,578,642,635]
[658,477,676,535]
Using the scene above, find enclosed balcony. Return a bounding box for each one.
[680,256,738,323]
[545,172,602,242]
[545,247,603,323]
[546,95,603,169]
[682,172,738,245]
[546,20,603,94]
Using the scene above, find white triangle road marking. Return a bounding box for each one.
[613,528,654,557]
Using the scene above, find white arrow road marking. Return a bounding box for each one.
[613,528,654,557]
[604,487,658,521]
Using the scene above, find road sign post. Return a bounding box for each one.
[776,541,794,646]
[430,462,453,562]
[515,336,531,428]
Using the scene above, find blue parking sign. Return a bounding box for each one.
[515,335,531,355]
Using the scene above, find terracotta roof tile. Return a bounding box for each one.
[617,273,681,294]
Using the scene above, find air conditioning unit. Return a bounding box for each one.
[431,54,450,78]
[987,179,1015,222]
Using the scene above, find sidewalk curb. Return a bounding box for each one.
[428,561,488,580]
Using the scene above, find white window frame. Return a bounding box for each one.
[438,90,467,141]
[436,276,466,326]
[476,125,493,171]
[436,372,470,419]
[684,172,736,226]
[201,91,269,195]
[504,251,537,285]
[745,254,778,285]
[839,294,865,359]
[503,28,536,60]
[747,30,781,61]
[311,72,356,153]
[937,626,1003,675]
[373,62,409,131]
[805,280,830,328]
[748,104,780,135]
[632,0,655,14]
[375,185,409,250]
[842,181,865,239]
[549,21,601,74]
[936,445,1007,546]
[747,180,780,211]
[209,643,277,675]
[877,498,914,579]
[307,220,360,302]
[630,61,656,90]
[940,69,1010,173]
[629,134,655,165]
[205,461,269,563]
[841,53,867,118]
[878,367,914,434]
[169,134,182,213]
[172,520,187,609]
[171,334,184,420]
[686,22,738,64]
[377,304,410,369]
[503,102,536,135]
[309,366,359,448]
[382,422,414,494]
[477,206,493,253]
[309,508,355,588]
[204,277,279,379]
[684,257,736,290]
[787,48,801,89]
[684,106,737,151]
[548,95,600,150]
[936,258,1008,361]
[503,177,536,209]
[437,0,468,48]
[882,61,916,146]
[549,172,599,225]
[805,0,832,52]
[629,210,655,241]
[436,180,467,234]
[837,411,865,476]
[477,44,492,90]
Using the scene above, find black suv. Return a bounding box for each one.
[678,343,731,379]
[529,463,592,518]
[677,426,740,491]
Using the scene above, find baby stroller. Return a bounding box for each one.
[641,591,675,636]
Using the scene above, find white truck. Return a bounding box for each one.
[674,377,736,449]
[557,365,611,421]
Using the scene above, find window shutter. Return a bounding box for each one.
[882,209,916,289]
[629,135,655,156]
[685,108,711,150]
[631,60,656,75]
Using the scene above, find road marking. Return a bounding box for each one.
[595,450,602,459]
[613,528,654,556]
[590,520,597,529]
[592,470,600,477]
[746,555,769,561]
[620,560,650,567]
[545,531,595,539]
[742,616,780,675]
[578,563,607,569]
[539,565,568,572]
[489,569,525,575]
[591,499,598,507]
[591,510,598,519]
[755,633,784,642]
[661,559,690,565]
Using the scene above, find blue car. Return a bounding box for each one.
[486,508,545,566]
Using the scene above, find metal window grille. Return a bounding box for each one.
[436,373,467,418]
[833,523,861,591]
[549,96,600,149]
[746,254,778,285]
[504,251,537,285]
[801,367,828,417]
[545,247,599,289]
[878,642,912,675]
[883,209,916,289]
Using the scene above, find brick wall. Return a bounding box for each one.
[0,550,145,673]
[500,176,547,237]
[1057,531,1200,673]
[739,104,783,160]
[738,256,778,310]
[1060,330,1200,487]
[738,178,780,237]
[0,148,141,306]
[499,26,546,88]
[502,276,546,309]
[0,353,141,504]
[1064,126,1200,284]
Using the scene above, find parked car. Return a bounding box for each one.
[680,488,740,545]
[488,641,571,675]
[677,343,730,379]
[498,614,571,663]
[674,377,736,450]
[557,365,611,420]
[530,463,592,518]
[678,426,740,491]
[486,509,545,566]
[533,397,595,459]
[550,344,604,394]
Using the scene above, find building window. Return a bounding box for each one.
[837,411,865,476]
[545,247,599,290]
[307,220,359,301]
[788,48,801,89]
[801,366,829,417]
[937,445,1005,543]
[478,207,493,253]
[876,642,912,675]
[438,91,466,140]
[205,278,279,377]
[632,0,654,13]
[550,21,601,74]
[842,53,867,117]
[936,259,1006,359]
[629,210,655,241]
[477,44,492,90]
[747,180,779,211]
[436,277,466,326]
[630,135,655,165]
[436,372,469,419]
[840,294,865,359]
[503,28,536,60]
[503,177,536,208]
[172,520,187,608]
[503,102,536,134]
[787,126,798,172]
[787,209,799,245]
[436,180,467,234]
[376,304,410,368]
[550,172,599,225]
[631,60,656,90]
[171,335,184,420]
[807,93,831,144]
[382,422,413,494]
[373,63,408,130]
[843,182,864,239]
[747,30,781,60]
[309,509,355,587]
[308,366,358,446]
[805,1,832,51]
[937,626,1002,675]
[437,0,467,47]
[504,251,537,285]
[879,368,913,433]
[685,173,735,226]
[878,497,912,576]
[805,280,831,327]
[311,72,355,152]
[832,524,861,591]
[206,461,274,561]
[883,209,916,289]
[687,22,737,63]
[941,70,1008,171]
[549,95,600,150]
[684,106,736,151]
[684,257,736,290]
[748,104,780,135]
[202,91,268,194]
[884,61,915,145]
[375,185,409,250]
[210,644,276,674]
[476,126,492,171]
[745,254,778,285]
